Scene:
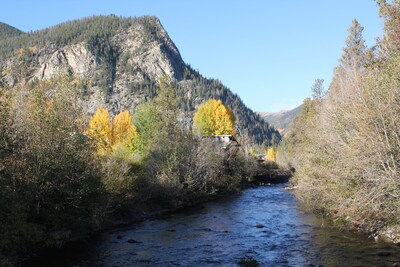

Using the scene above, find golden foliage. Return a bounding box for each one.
[249,147,256,157]
[193,99,235,136]
[87,107,112,154]
[266,147,276,162]
[111,110,138,150]
[16,48,25,58]
[87,107,138,154]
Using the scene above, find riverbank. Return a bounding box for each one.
[289,187,400,245]
[22,163,292,265]
[93,164,293,231]
[23,184,400,266]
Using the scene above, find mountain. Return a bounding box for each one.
[0,22,24,39]
[0,16,280,145]
[258,105,302,135]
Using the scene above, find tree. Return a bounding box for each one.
[87,106,112,154]
[0,79,105,262]
[377,0,400,52]
[266,147,277,162]
[87,107,138,154]
[133,76,181,155]
[133,101,159,154]
[193,99,235,136]
[340,19,367,69]
[111,110,138,150]
[214,101,236,135]
[311,79,325,100]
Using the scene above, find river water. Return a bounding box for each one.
[26,184,400,266]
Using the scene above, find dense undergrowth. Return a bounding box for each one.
[0,76,260,265]
[278,1,400,241]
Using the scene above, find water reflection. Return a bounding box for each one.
[25,184,400,266]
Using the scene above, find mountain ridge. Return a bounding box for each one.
[0,22,24,39]
[258,105,302,135]
[0,16,280,145]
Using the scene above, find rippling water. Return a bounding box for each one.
[26,184,400,266]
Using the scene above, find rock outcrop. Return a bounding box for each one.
[1,17,185,116]
[0,16,281,144]
[35,43,97,80]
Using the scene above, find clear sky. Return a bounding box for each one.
[1,0,383,112]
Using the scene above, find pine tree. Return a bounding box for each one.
[311,79,325,100]
[340,19,367,69]
[377,0,400,52]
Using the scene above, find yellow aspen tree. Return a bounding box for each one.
[87,108,139,154]
[112,110,132,144]
[193,99,235,136]
[214,100,235,135]
[249,147,256,157]
[111,110,138,150]
[122,124,139,151]
[87,106,112,154]
[193,100,216,136]
[266,147,277,162]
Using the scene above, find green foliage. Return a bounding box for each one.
[132,100,159,154]
[0,22,24,39]
[0,79,106,262]
[340,19,367,68]
[100,143,142,201]
[131,78,246,207]
[0,15,280,147]
[0,15,279,263]
[87,33,118,92]
[0,15,161,63]
[133,77,180,155]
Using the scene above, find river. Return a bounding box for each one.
[25,184,400,266]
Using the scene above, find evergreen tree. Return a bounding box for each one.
[311,79,325,100]
[377,0,400,51]
[340,19,367,69]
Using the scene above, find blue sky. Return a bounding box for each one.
[2,1,382,112]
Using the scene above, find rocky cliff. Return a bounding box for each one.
[0,15,280,144]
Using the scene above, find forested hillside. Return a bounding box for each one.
[0,22,24,39]
[278,1,400,243]
[258,104,302,135]
[0,15,280,145]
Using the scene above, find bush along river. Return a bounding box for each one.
[25,183,400,267]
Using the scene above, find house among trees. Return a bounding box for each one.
[256,154,267,162]
[215,134,238,144]
[203,134,240,150]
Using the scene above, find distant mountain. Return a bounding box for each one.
[0,22,24,39]
[0,16,280,145]
[258,105,303,135]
